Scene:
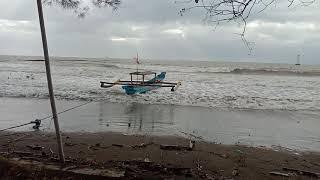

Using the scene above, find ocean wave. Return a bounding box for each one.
[114,63,320,76]
[1,89,320,111]
[2,56,320,111]
[220,68,320,76]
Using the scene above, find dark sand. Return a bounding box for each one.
[1,131,320,179]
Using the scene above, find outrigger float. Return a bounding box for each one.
[100,71,181,95]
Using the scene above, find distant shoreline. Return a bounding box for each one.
[1,54,318,65]
[214,68,320,76]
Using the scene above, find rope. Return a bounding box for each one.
[38,101,92,121]
[0,101,92,132]
[0,122,33,132]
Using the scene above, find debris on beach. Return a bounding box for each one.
[26,145,44,151]
[131,142,154,149]
[1,154,196,179]
[112,144,124,147]
[1,132,320,179]
[12,151,33,156]
[283,167,320,178]
[64,142,76,147]
[144,157,151,162]
[160,140,195,151]
[160,144,192,151]
[111,142,154,149]
[269,171,290,177]
[87,143,109,151]
[232,168,239,176]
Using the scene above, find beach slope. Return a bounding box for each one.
[0,132,319,179]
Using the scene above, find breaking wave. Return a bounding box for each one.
[223,68,320,76]
[2,55,320,111]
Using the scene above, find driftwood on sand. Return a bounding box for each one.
[283,167,320,178]
[160,140,195,151]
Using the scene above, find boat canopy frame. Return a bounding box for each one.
[129,71,157,84]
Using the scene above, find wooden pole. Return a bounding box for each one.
[36,0,65,164]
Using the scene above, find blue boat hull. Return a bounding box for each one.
[122,72,166,95]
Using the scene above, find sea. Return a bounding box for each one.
[1,55,320,151]
[1,55,320,111]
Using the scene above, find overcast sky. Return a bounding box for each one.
[1,0,320,64]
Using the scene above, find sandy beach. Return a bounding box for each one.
[1,131,320,179]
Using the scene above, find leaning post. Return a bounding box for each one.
[36,0,65,164]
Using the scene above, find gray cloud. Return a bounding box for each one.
[0,0,320,64]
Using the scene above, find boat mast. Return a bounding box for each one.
[136,53,139,81]
[296,54,301,65]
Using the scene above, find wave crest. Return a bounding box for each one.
[224,68,320,76]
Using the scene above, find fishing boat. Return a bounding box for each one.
[100,53,181,94]
[100,71,181,95]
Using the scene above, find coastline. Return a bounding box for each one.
[1,97,320,152]
[1,131,319,179]
[1,97,320,178]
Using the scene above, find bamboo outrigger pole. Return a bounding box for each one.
[36,0,65,164]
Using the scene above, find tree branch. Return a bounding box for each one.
[42,0,121,17]
[177,0,316,51]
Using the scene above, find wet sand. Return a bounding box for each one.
[1,97,320,179]
[0,131,320,179]
[1,97,320,152]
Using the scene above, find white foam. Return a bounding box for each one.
[1,56,320,111]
